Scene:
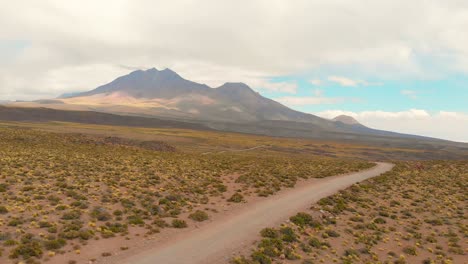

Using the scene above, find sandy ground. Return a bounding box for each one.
[108,162,394,264]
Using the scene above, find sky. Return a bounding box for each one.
[0,0,467,142]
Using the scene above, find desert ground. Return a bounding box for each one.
[232,161,467,264]
[0,122,372,264]
[0,122,466,264]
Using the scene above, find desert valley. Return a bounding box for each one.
[1,1,467,264]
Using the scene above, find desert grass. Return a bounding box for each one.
[0,127,371,263]
[233,161,467,264]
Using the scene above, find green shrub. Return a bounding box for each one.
[43,238,66,250]
[90,206,112,221]
[127,215,145,225]
[290,212,314,227]
[171,219,187,228]
[104,222,127,233]
[344,248,359,256]
[153,219,169,228]
[260,228,278,238]
[228,192,244,203]
[9,241,43,259]
[8,218,23,226]
[258,238,283,257]
[0,205,8,214]
[324,229,340,237]
[4,239,17,246]
[61,210,81,220]
[189,210,209,222]
[373,217,386,224]
[280,227,297,242]
[251,250,272,264]
[38,221,52,228]
[402,246,417,255]
[0,183,8,192]
[284,247,300,260]
[308,237,322,248]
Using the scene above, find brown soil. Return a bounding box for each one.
[94,163,393,264]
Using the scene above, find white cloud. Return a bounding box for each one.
[328,76,361,87]
[326,76,379,87]
[253,80,298,94]
[401,89,418,99]
[309,79,322,85]
[312,89,324,97]
[171,62,298,94]
[1,1,468,99]
[315,109,468,142]
[275,96,344,106]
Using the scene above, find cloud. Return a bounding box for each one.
[253,80,298,94]
[275,96,344,106]
[400,89,418,99]
[309,79,322,85]
[312,89,324,97]
[1,1,468,99]
[326,76,381,87]
[328,76,362,87]
[169,62,298,94]
[315,109,468,142]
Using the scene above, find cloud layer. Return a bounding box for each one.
[1,1,468,99]
[316,109,468,142]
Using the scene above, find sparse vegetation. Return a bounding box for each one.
[189,210,209,222]
[171,219,188,228]
[233,161,467,263]
[228,192,245,203]
[0,125,374,263]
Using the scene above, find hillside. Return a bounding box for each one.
[56,68,328,124]
[0,105,209,130]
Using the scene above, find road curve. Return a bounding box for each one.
[120,162,394,264]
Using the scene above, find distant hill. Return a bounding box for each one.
[0,105,209,130]
[333,115,362,126]
[1,105,466,156]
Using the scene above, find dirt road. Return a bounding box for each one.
[120,162,394,264]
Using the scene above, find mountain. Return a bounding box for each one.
[6,68,456,145]
[73,68,210,99]
[333,115,362,126]
[56,68,334,126]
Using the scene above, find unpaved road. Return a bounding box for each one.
[120,162,394,264]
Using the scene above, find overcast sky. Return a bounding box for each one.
[1,0,467,141]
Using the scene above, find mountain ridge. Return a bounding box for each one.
[5,68,445,143]
[60,68,334,125]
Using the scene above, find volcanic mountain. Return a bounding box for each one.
[7,68,449,144]
[53,68,334,126]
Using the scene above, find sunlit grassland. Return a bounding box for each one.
[0,127,372,263]
[0,121,436,160]
[233,161,467,264]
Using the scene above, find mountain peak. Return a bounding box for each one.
[160,68,180,77]
[70,67,207,99]
[218,82,253,91]
[222,82,249,87]
[333,115,361,125]
[146,67,158,72]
